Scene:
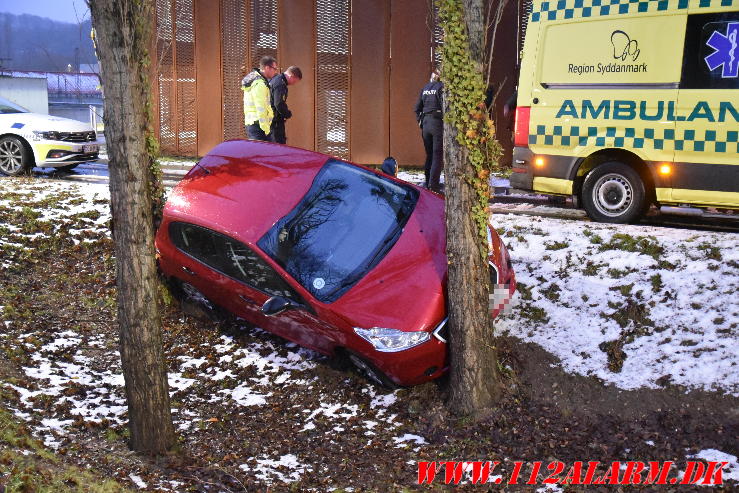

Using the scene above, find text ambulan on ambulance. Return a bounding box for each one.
[510,0,738,223]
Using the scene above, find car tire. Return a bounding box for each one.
[582,161,647,223]
[347,351,398,389]
[57,164,79,173]
[0,136,33,176]
[171,278,225,322]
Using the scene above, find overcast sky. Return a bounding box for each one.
[1,0,90,24]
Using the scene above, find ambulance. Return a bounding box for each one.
[510,0,738,223]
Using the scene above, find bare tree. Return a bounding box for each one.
[88,0,175,453]
[440,0,503,416]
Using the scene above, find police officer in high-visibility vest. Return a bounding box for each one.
[414,71,444,192]
[241,56,280,141]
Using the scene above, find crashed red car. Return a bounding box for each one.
[155,140,515,386]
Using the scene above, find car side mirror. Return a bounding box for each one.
[261,296,301,316]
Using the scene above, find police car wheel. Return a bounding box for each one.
[0,136,32,176]
[582,161,646,224]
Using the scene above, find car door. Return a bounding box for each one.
[217,235,339,354]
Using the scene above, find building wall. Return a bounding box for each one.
[152,0,522,167]
[0,76,48,114]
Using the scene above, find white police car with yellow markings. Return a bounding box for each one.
[0,96,101,176]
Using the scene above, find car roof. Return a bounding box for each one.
[165,140,392,245]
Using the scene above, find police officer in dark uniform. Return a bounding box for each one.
[269,66,302,144]
[414,71,444,192]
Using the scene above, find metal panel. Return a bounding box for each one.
[195,0,223,156]
[175,0,196,155]
[350,0,389,165]
[156,0,176,153]
[250,0,278,67]
[155,0,196,156]
[279,0,315,151]
[220,0,248,141]
[315,0,350,160]
[390,0,429,166]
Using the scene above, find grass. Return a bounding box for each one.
[0,393,129,493]
[599,233,664,260]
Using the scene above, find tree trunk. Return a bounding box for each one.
[445,0,501,416]
[89,0,175,454]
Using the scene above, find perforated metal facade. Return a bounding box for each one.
[315,0,350,159]
[152,0,522,167]
[155,0,196,155]
[220,0,248,141]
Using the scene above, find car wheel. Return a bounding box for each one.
[171,278,224,322]
[57,164,79,172]
[0,136,32,176]
[582,161,647,223]
[347,352,397,389]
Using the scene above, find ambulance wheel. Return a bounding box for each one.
[0,136,32,176]
[582,161,646,223]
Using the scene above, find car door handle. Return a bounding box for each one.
[181,266,196,276]
[238,294,259,306]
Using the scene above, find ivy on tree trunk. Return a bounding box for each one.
[438,0,504,416]
[88,0,175,454]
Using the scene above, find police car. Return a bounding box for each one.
[0,96,101,176]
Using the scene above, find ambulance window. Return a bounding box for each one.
[680,12,739,90]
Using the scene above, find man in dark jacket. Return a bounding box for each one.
[269,66,303,144]
[414,71,444,192]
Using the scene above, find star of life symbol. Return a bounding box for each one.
[704,22,739,78]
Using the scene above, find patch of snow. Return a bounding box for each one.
[225,384,269,406]
[129,474,148,489]
[688,449,739,483]
[301,422,316,432]
[244,454,312,484]
[393,433,427,447]
[494,213,739,396]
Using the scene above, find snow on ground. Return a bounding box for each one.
[492,208,738,396]
[1,176,738,488]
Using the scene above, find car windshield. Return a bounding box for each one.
[258,159,419,303]
[0,98,29,114]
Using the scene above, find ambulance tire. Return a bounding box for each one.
[582,161,646,224]
[0,136,33,176]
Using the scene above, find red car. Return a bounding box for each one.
[155,140,515,387]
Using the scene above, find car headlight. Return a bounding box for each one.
[32,130,60,141]
[353,327,430,352]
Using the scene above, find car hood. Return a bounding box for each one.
[0,112,94,132]
[326,191,448,333]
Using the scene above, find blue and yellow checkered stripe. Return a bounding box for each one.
[529,125,739,153]
[530,0,734,23]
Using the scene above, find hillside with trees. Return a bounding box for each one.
[0,12,96,72]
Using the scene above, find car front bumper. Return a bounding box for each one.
[32,140,102,166]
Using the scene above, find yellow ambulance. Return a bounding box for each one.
[510,0,738,223]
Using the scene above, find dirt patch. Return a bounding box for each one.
[502,336,739,454]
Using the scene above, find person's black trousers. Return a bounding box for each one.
[421,117,443,192]
[246,123,270,141]
[271,119,287,144]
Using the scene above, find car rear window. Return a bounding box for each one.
[258,159,419,303]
